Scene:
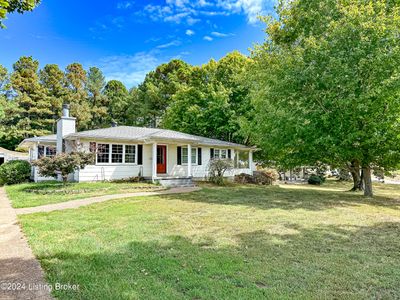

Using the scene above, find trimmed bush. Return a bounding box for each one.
[308,175,324,185]
[0,160,31,185]
[208,159,233,185]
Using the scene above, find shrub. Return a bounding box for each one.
[32,152,94,183]
[257,168,279,184]
[208,159,233,185]
[308,174,324,185]
[234,173,255,184]
[0,160,31,185]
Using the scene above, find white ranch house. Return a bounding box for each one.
[20,105,255,185]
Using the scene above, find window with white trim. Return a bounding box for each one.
[125,145,136,163]
[234,151,249,168]
[182,147,197,164]
[214,149,220,159]
[212,148,230,159]
[111,144,123,163]
[95,143,137,164]
[220,149,227,159]
[97,144,110,163]
[38,145,56,159]
[45,146,56,158]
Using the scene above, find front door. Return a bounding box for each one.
[157,145,167,174]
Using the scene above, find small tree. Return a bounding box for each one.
[208,158,233,185]
[32,152,94,183]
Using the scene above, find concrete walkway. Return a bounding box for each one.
[0,188,52,300]
[16,186,201,215]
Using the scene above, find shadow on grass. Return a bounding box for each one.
[159,185,400,211]
[33,222,400,299]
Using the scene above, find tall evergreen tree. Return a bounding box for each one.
[87,67,108,127]
[39,64,66,132]
[64,63,91,130]
[10,56,53,140]
[104,80,129,125]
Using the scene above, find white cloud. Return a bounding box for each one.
[217,0,275,24]
[134,0,276,25]
[211,31,232,37]
[203,35,213,41]
[156,40,182,49]
[185,29,195,36]
[92,52,160,88]
[117,1,134,9]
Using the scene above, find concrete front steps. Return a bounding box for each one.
[156,176,195,187]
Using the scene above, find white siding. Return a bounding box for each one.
[77,143,153,182]
[31,139,253,182]
[167,146,252,179]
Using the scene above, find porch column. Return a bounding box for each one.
[249,150,254,172]
[152,142,157,182]
[187,144,192,177]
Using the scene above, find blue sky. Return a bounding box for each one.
[0,0,276,88]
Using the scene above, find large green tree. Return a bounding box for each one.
[39,64,66,131]
[162,52,252,144]
[248,0,400,196]
[10,56,53,141]
[135,59,192,127]
[104,80,129,125]
[87,67,108,127]
[64,63,92,130]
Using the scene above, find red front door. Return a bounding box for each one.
[157,145,167,174]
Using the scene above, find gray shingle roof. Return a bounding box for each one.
[21,134,57,143]
[66,126,251,149]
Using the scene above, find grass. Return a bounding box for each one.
[6,181,158,208]
[19,181,400,299]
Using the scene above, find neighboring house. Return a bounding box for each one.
[20,104,255,185]
[0,147,28,165]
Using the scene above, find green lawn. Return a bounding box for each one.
[19,182,400,299]
[6,181,159,208]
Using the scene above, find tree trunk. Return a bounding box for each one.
[362,165,373,197]
[349,160,363,191]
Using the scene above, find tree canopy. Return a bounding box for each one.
[0,0,40,28]
[247,0,400,196]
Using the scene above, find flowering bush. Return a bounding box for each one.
[33,152,94,183]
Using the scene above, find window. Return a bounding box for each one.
[46,146,56,158]
[182,147,197,164]
[234,151,249,168]
[38,145,45,159]
[212,148,230,160]
[38,145,56,159]
[95,143,137,164]
[191,148,197,164]
[111,144,123,163]
[125,145,136,163]
[221,149,227,159]
[97,144,110,163]
[182,147,188,164]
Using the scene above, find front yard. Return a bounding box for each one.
[6,181,161,208]
[19,182,400,299]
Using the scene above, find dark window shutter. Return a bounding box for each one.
[89,142,97,153]
[210,148,214,159]
[198,147,202,165]
[138,145,143,165]
[228,149,231,159]
[177,146,182,165]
